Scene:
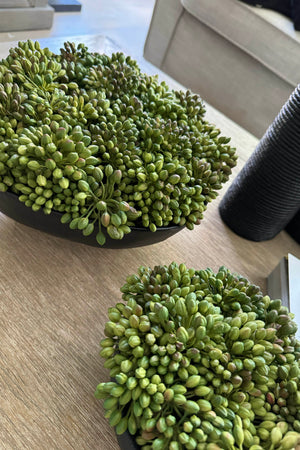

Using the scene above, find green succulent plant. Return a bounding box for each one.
[0,40,237,245]
[96,263,300,449]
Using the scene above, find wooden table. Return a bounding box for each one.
[1,36,300,450]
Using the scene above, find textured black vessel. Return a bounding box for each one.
[219,84,300,242]
[0,191,183,248]
[116,432,139,450]
[285,209,300,244]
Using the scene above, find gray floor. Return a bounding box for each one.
[0,0,156,60]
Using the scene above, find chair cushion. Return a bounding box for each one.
[181,0,300,86]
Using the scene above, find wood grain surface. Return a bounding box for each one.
[1,36,300,450]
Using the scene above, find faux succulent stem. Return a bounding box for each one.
[96,263,300,449]
[0,40,237,245]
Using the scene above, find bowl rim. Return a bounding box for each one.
[0,189,185,248]
[0,189,183,232]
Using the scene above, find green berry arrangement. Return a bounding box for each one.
[95,263,300,449]
[0,40,237,245]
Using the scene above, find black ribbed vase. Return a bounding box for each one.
[285,209,300,243]
[219,84,300,242]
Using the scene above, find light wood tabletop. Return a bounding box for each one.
[1,36,300,450]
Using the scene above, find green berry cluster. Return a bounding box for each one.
[96,263,300,449]
[0,40,237,245]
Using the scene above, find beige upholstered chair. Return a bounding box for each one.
[0,0,53,32]
[144,0,300,137]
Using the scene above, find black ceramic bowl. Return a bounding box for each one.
[116,431,139,450]
[0,191,183,248]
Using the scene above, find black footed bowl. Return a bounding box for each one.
[116,431,139,450]
[0,191,183,249]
